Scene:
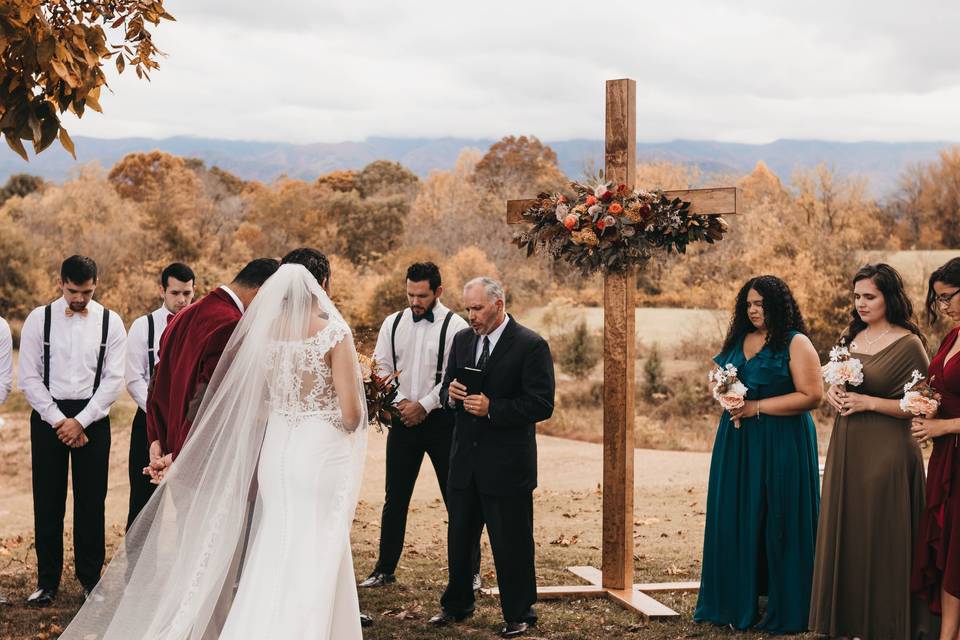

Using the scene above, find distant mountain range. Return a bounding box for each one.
[1,135,955,198]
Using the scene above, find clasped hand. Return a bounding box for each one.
[448,379,489,417]
[143,440,173,485]
[728,401,759,421]
[912,415,946,444]
[826,385,873,416]
[54,418,87,448]
[396,399,427,427]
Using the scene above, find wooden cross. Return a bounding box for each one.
[490,78,741,618]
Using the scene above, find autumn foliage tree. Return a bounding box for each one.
[890,146,960,248]
[0,0,174,160]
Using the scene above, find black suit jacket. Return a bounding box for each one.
[440,316,555,496]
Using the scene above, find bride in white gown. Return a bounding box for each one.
[61,264,368,640]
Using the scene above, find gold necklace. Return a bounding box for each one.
[853,326,892,351]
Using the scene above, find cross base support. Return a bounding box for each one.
[480,566,699,618]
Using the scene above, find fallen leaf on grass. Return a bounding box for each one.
[664,565,688,576]
[550,534,579,546]
[633,517,660,526]
[381,602,423,620]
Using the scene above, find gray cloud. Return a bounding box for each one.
[64,0,960,144]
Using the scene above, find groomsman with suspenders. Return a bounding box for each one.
[124,262,195,529]
[18,256,127,605]
[0,312,12,606]
[361,262,482,590]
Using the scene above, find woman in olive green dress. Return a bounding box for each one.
[810,263,936,639]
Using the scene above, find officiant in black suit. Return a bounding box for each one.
[428,277,555,639]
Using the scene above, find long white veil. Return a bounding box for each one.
[61,264,368,640]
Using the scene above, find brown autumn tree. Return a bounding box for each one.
[473,135,567,199]
[356,160,420,200]
[241,178,339,259]
[891,146,960,248]
[0,172,45,206]
[0,0,174,159]
[316,170,358,193]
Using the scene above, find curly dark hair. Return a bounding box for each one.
[841,263,926,348]
[926,257,960,324]
[721,275,808,355]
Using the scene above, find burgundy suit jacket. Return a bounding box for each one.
[146,288,242,460]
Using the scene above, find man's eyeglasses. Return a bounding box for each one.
[935,289,960,307]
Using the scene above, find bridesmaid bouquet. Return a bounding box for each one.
[821,341,864,387]
[358,354,401,432]
[899,370,941,417]
[710,363,749,429]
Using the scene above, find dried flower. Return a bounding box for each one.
[579,228,599,246]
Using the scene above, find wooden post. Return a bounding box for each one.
[497,77,738,617]
[601,79,636,591]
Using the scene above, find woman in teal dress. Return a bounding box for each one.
[695,275,823,633]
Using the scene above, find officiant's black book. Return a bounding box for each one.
[456,366,484,395]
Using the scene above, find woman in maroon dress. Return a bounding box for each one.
[912,257,960,638]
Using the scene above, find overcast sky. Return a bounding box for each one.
[64,0,960,145]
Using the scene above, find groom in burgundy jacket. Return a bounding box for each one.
[145,258,279,475]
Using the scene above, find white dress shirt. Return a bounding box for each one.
[473,314,511,365]
[373,301,468,413]
[18,297,127,428]
[220,285,244,313]
[125,306,173,412]
[0,316,12,406]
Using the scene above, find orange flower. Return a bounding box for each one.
[563,214,578,230]
[608,202,623,214]
[585,195,597,206]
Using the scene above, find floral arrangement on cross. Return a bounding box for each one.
[512,181,729,275]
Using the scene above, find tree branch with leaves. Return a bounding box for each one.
[0,0,174,160]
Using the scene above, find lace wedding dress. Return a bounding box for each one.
[219,322,363,639]
[61,264,368,640]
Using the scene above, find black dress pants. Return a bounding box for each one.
[374,411,481,576]
[441,473,537,624]
[126,408,156,530]
[30,399,111,592]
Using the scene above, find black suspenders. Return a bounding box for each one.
[43,304,111,393]
[435,312,453,385]
[147,313,156,380]
[42,305,52,389]
[390,311,403,373]
[389,309,455,385]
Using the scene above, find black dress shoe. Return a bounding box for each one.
[358,571,396,588]
[501,621,529,638]
[427,610,472,627]
[26,588,57,607]
[360,612,374,627]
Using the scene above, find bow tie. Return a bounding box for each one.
[64,307,89,318]
[412,309,434,323]
[167,313,175,324]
